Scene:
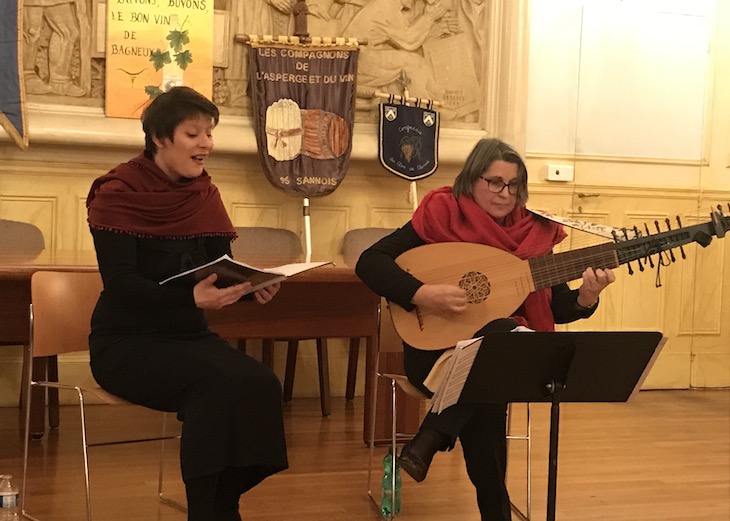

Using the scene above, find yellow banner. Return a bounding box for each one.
[105,0,213,119]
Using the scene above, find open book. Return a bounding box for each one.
[159,254,332,293]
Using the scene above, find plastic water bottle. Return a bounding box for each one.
[0,475,19,520]
[380,448,402,517]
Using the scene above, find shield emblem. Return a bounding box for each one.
[379,103,439,180]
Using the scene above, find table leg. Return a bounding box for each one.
[316,338,331,417]
[345,337,359,401]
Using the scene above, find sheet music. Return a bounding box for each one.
[429,326,535,414]
[430,337,483,415]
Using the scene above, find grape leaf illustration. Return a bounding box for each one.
[174,50,194,70]
[167,29,190,53]
[149,50,171,71]
[145,85,163,99]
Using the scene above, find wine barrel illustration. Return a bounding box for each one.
[265,99,303,161]
[299,109,350,160]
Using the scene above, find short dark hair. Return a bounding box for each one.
[141,87,220,155]
[452,138,529,207]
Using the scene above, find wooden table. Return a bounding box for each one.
[0,254,415,444]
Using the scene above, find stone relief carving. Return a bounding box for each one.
[23,0,91,97]
[24,0,488,125]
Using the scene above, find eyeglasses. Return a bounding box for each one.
[480,176,520,195]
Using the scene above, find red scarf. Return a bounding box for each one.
[411,186,567,331]
[87,153,236,240]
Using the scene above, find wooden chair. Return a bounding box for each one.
[0,219,56,429]
[367,298,532,521]
[21,271,184,521]
[341,228,396,400]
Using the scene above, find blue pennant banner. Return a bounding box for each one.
[0,0,28,150]
[379,103,439,180]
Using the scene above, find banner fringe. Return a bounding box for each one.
[235,34,363,47]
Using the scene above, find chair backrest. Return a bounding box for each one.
[30,271,103,358]
[0,219,45,259]
[231,227,303,266]
[341,227,396,267]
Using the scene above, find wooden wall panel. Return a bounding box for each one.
[230,203,284,229]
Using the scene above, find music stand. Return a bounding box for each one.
[457,331,666,521]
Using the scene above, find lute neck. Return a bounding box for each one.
[527,215,729,290]
[529,244,619,290]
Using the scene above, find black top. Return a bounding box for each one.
[90,229,231,340]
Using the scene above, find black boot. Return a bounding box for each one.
[397,427,448,482]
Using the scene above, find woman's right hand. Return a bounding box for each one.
[411,284,468,318]
[193,274,251,310]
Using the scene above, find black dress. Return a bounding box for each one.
[89,229,288,483]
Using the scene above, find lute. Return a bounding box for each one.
[389,208,729,350]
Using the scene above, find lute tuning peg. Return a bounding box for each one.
[643,223,655,268]
[675,216,687,259]
[664,218,676,262]
[633,226,645,271]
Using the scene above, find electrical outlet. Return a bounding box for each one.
[547,164,574,182]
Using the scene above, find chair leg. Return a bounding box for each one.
[387,378,398,520]
[232,338,247,354]
[19,343,28,410]
[262,339,274,369]
[158,413,188,512]
[316,338,331,417]
[48,355,60,429]
[346,337,360,401]
[283,341,299,402]
[29,358,47,439]
[24,383,95,521]
[367,370,383,513]
[76,387,94,521]
[369,377,397,520]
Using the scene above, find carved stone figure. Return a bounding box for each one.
[328,0,373,34]
[454,0,487,82]
[222,0,295,109]
[268,0,295,36]
[23,0,90,97]
[343,0,450,103]
[15,0,487,120]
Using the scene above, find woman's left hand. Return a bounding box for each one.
[577,267,616,308]
[253,282,280,305]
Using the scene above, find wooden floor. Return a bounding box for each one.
[0,389,728,521]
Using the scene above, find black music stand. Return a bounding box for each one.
[457,331,666,521]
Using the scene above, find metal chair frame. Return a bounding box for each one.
[20,271,186,521]
[366,304,532,520]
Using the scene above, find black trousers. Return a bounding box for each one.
[403,319,518,521]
